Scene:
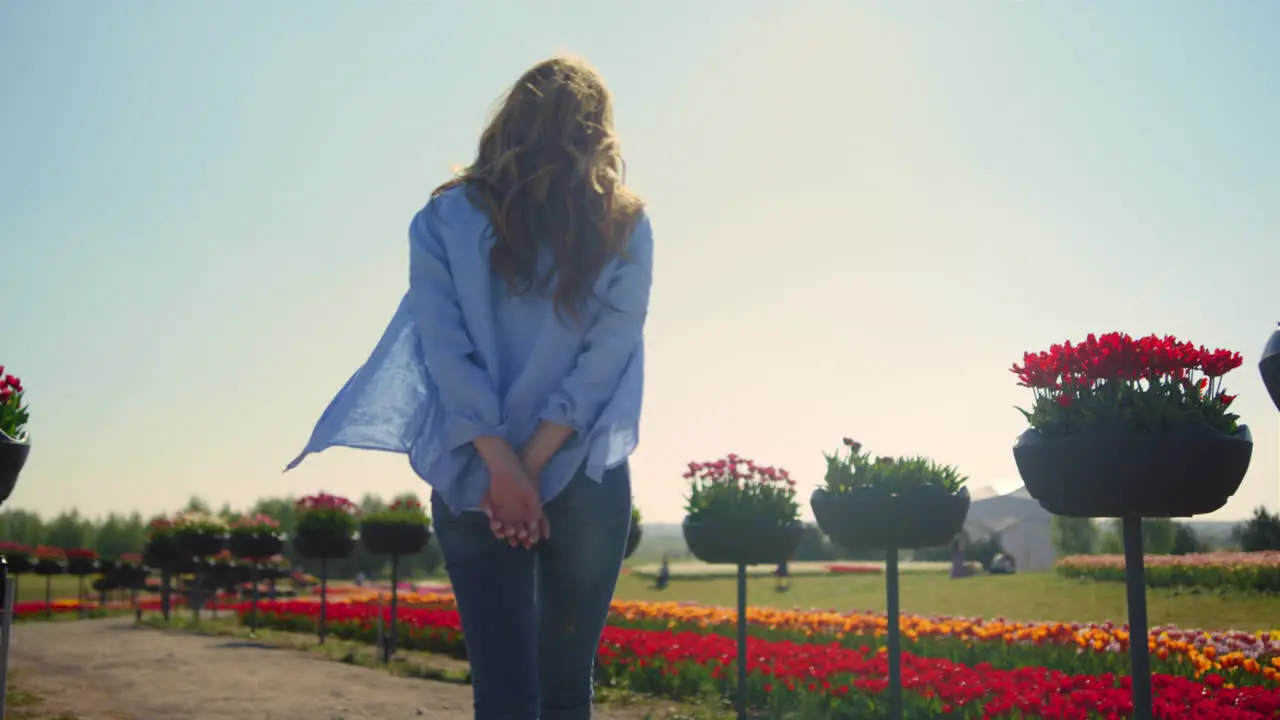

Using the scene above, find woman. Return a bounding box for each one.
[287,56,652,720]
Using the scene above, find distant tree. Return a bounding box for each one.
[1098,521,1124,554]
[1233,506,1280,552]
[43,510,92,550]
[1141,518,1177,555]
[1171,523,1208,555]
[1084,518,1176,555]
[1051,517,1098,555]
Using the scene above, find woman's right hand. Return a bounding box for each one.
[474,436,543,547]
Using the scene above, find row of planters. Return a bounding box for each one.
[0,544,150,618]
[679,331,1272,720]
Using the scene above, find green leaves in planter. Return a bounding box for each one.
[824,438,966,495]
[295,492,359,535]
[362,496,430,527]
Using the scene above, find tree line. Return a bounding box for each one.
[0,493,445,580]
[1050,506,1280,556]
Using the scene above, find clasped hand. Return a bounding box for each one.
[478,442,550,550]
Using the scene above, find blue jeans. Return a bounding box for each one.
[431,463,632,720]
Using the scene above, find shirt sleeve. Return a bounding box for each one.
[540,213,654,434]
[407,203,507,451]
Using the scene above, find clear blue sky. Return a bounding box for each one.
[3,0,1277,524]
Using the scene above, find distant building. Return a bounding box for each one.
[964,487,1056,572]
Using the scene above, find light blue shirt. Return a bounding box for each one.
[286,186,653,514]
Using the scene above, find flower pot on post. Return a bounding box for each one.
[810,438,971,720]
[360,496,431,663]
[681,454,803,720]
[292,492,359,644]
[143,519,182,622]
[32,547,65,620]
[64,549,99,618]
[1010,332,1252,720]
[0,544,32,608]
[228,514,284,635]
[0,369,30,509]
[171,512,229,623]
[1261,323,1280,412]
[624,505,643,560]
[114,554,146,621]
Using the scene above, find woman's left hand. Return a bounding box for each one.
[485,458,551,548]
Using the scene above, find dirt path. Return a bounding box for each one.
[8,618,671,720]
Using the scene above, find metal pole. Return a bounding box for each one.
[1122,517,1154,720]
[161,568,172,622]
[319,559,328,644]
[735,563,748,720]
[44,574,51,620]
[387,556,400,662]
[886,546,903,720]
[249,564,260,635]
[0,575,15,720]
[78,575,85,618]
[192,564,203,624]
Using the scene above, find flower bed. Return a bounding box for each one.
[237,598,1280,717]
[1057,552,1280,593]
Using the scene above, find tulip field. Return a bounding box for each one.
[1057,551,1280,593]
[218,591,1280,719]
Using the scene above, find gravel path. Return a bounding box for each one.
[8,618,672,720]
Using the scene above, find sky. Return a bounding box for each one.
[2,0,1278,525]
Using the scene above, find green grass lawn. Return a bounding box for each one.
[13,574,85,603]
[613,570,1280,632]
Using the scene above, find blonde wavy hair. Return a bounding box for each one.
[434,55,644,321]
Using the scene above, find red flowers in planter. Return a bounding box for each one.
[295,492,359,535]
[683,453,800,526]
[64,548,98,561]
[0,366,29,439]
[1012,333,1244,436]
[34,546,65,561]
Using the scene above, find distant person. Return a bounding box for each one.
[950,535,974,579]
[774,559,791,592]
[655,554,671,590]
[286,55,652,720]
[989,553,1017,575]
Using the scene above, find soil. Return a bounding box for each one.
[8,618,685,720]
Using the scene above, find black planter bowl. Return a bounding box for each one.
[4,554,32,574]
[229,564,253,584]
[92,576,119,593]
[97,558,118,575]
[33,559,64,576]
[360,522,430,556]
[0,434,28,508]
[293,530,357,560]
[624,525,643,560]
[682,516,804,566]
[177,532,226,559]
[144,536,183,569]
[1013,424,1252,518]
[228,532,285,561]
[205,561,233,584]
[66,557,98,576]
[811,486,972,551]
[1262,323,1280,412]
[110,565,143,586]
